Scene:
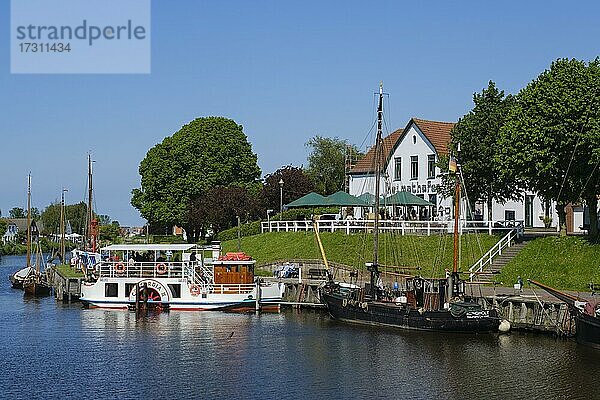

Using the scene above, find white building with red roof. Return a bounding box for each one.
[347,117,585,231]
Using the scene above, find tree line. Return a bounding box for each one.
[447,58,600,238]
[131,116,361,242]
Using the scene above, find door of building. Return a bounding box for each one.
[525,195,534,228]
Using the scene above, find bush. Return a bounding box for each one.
[217,220,262,241]
[150,235,187,244]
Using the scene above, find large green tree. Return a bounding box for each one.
[305,136,362,195]
[41,202,88,235]
[262,165,314,212]
[497,58,600,236]
[132,117,261,242]
[445,81,519,219]
[188,186,262,237]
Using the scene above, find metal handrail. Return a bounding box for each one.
[468,227,521,281]
[97,261,199,280]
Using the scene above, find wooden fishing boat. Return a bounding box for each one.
[319,84,500,333]
[529,279,600,349]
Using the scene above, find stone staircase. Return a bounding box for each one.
[475,240,528,284]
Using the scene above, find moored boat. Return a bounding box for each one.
[79,243,285,311]
[319,84,500,333]
[529,279,600,349]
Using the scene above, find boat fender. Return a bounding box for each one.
[156,263,168,275]
[114,262,125,275]
[342,298,348,307]
[361,302,368,310]
[498,319,511,333]
[418,307,425,315]
[190,285,200,296]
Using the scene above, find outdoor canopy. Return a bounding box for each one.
[384,191,434,206]
[323,191,369,206]
[285,191,369,208]
[284,192,327,208]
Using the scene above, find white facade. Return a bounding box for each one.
[348,119,573,230]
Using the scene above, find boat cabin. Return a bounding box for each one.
[212,252,255,284]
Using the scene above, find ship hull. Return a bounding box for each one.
[576,312,600,349]
[322,291,499,333]
[80,277,285,312]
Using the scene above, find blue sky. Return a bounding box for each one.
[1,1,599,226]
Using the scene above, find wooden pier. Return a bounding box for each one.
[46,266,82,303]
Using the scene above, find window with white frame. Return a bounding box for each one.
[410,156,418,180]
[427,154,436,179]
[394,157,401,180]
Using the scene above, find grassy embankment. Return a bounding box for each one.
[54,264,84,278]
[497,236,600,292]
[222,231,500,278]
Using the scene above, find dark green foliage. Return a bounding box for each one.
[305,136,362,195]
[132,117,261,242]
[497,58,600,236]
[188,186,262,238]
[262,166,314,211]
[99,223,120,242]
[216,220,262,242]
[442,81,518,217]
[9,207,26,218]
[40,202,88,235]
[0,219,7,238]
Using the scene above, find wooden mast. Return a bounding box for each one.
[452,173,460,273]
[87,155,98,252]
[26,173,31,269]
[370,83,384,299]
[60,188,67,263]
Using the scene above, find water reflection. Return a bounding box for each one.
[1,255,600,399]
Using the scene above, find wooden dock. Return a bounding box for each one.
[46,266,82,303]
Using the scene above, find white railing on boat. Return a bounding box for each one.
[261,219,524,236]
[96,261,200,280]
[468,227,522,281]
[210,284,255,294]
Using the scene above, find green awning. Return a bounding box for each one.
[323,191,369,206]
[356,193,378,205]
[384,191,434,206]
[284,192,328,208]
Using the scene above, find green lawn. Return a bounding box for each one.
[497,236,600,291]
[54,264,84,278]
[222,232,500,278]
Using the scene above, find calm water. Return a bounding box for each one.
[1,255,598,400]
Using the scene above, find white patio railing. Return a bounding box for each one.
[261,219,524,236]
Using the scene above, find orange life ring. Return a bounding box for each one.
[190,285,200,296]
[115,262,125,275]
[156,263,168,275]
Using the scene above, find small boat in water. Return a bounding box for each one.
[529,279,600,349]
[79,243,285,311]
[10,174,52,297]
[319,84,500,333]
[9,266,35,289]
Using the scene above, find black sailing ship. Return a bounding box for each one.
[319,84,500,333]
[529,279,600,349]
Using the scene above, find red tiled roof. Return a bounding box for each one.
[349,118,455,174]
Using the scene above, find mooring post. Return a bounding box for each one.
[255,279,261,312]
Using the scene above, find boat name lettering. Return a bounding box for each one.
[466,311,489,319]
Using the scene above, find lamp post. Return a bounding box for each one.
[279,178,284,220]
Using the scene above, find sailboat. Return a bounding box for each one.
[9,174,36,289]
[17,174,51,296]
[529,279,600,349]
[319,84,500,333]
